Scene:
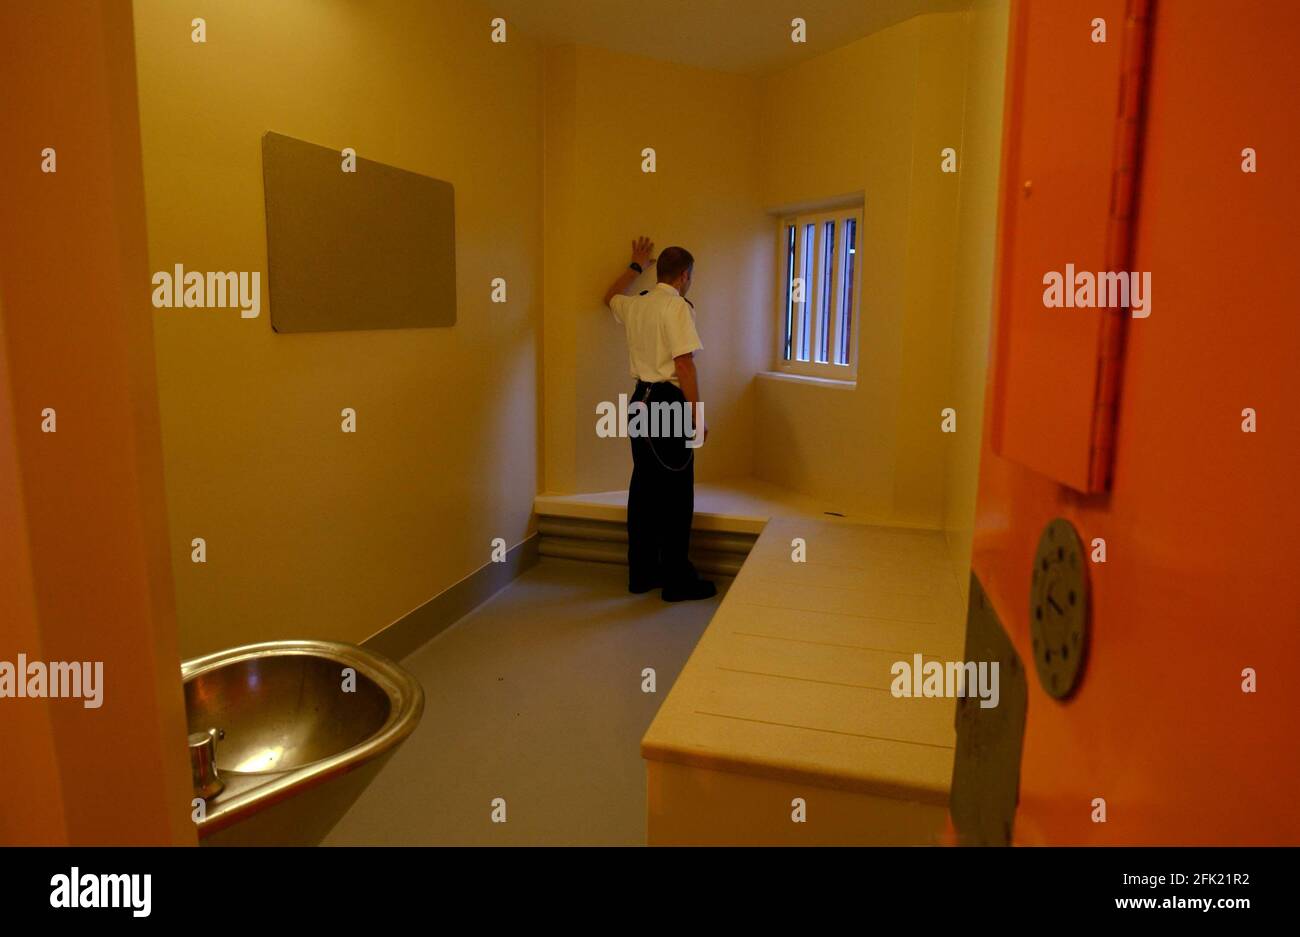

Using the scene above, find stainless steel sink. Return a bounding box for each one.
[182,640,424,846]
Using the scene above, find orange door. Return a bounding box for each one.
[0,0,196,845]
[990,0,1130,493]
[976,0,1300,844]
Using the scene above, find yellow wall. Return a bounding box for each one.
[753,13,970,529]
[132,0,545,658]
[942,0,1011,597]
[542,44,773,494]
[132,0,1009,659]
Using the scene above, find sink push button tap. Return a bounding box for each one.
[189,727,225,800]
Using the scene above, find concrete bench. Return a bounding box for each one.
[534,481,967,844]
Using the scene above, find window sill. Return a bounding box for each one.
[757,370,857,390]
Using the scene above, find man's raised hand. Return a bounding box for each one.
[631,236,655,269]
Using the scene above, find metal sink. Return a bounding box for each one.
[182,640,424,845]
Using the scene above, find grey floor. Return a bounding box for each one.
[323,558,728,845]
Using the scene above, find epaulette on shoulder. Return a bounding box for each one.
[638,290,649,295]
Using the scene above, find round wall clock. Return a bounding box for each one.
[1029,518,1088,699]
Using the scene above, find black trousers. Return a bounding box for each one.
[627,380,698,589]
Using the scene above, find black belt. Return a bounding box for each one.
[634,379,676,403]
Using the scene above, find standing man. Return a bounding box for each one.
[603,237,716,602]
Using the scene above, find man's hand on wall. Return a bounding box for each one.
[631,236,655,269]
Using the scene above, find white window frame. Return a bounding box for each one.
[774,206,863,381]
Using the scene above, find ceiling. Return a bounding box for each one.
[490,0,971,76]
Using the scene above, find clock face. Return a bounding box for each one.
[1029,518,1088,699]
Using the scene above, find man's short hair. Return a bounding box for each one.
[657,246,695,284]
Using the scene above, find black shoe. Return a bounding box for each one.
[629,578,662,595]
[662,579,717,602]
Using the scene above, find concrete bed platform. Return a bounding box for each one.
[535,480,967,845]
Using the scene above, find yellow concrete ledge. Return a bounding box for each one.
[534,480,968,844]
[641,515,967,845]
[647,760,949,846]
[535,477,835,535]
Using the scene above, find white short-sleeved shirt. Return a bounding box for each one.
[608,282,703,384]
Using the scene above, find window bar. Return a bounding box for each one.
[837,216,858,366]
[798,223,814,361]
[782,223,795,361]
[816,219,835,363]
[827,218,843,369]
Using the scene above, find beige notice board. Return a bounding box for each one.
[261,131,456,333]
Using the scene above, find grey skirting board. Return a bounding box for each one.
[362,533,539,662]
